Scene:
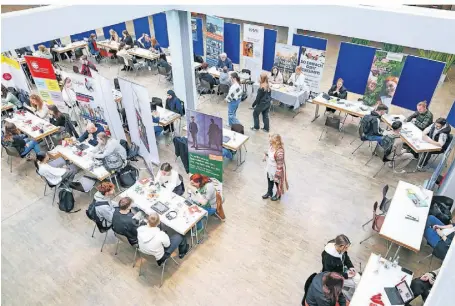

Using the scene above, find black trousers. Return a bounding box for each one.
[253,104,270,131]
[405,278,432,305]
[267,175,278,196]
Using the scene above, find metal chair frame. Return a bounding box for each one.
[136,250,179,288]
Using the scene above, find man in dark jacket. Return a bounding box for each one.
[361,104,388,144]
[406,100,433,130]
[216,53,233,71]
[112,197,139,246]
[78,122,104,146]
[406,268,440,305]
[326,78,348,113]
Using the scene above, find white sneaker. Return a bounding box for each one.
[387,162,393,168]
[148,67,151,71]
[394,169,406,174]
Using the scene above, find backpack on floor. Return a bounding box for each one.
[86,200,111,232]
[118,164,139,188]
[58,188,80,213]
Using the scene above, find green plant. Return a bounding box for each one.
[351,38,370,46]
[418,50,455,75]
[383,43,404,53]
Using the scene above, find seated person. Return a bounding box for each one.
[321,234,357,301]
[326,78,348,113]
[30,94,48,119]
[287,66,305,89]
[80,55,98,77]
[117,42,136,71]
[48,105,67,127]
[3,122,41,159]
[406,268,440,305]
[112,197,139,246]
[424,215,454,260]
[33,45,53,60]
[152,110,163,137]
[93,132,127,165]
[216,53,233,71]
[304,272,346,306]
[361,104,388,144]
[1,84,22,109]
[78,122,105,146]
[422,118,452,166]
[219,67,232,87]
[137,33,152,49]
[50,39,73,61]
[155,163,184,196]
[121,30,134,49]
[384,121,414,174]
[93,182,117,228]
[268,66,283,85]
[35,152,77,186]
[87,33,100,61]
[189,173,217,212]
[157,58,172,81]
[137,212,189,265]
[406,100,433,131]
[223,148,235,160]
[165,90,184,115]
[199,62,219,90]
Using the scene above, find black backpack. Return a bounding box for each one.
[86,200,111,232]
[118,164,139,188]
[58,188,80,213]
[380,134,397,158]
[360,116,374,137]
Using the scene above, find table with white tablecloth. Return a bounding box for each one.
[253,83,308,110]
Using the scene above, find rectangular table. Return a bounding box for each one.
[223,128,249,170]
[382,114,441,169]
[2,102,15,114]
[96,40,120,51]
[350,253,413,306]
[380,180,433,260]
[312,93,374,122]
[5,111,59,148]
[54,41,88,61]
[207,66,250,82]
[127,47,160,61]
[116,177,207,246]
[253,83,308,114]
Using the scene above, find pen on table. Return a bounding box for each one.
[400,275,406,282]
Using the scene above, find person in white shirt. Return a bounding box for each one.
[60,77,81,125]
[287,66,305,90]
[137,212,189,265]
[35,153,77,186]
[93,132,127,164]
[117,42,135,71]
[268,66,283,85]
[155,163,184,195]
[225,72,243,126]
[29,94,48,119]
[33,45,53,60]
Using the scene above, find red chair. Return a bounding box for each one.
[360,201,385,244]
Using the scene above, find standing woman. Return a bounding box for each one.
[262,134,288,201]
[225,72,243,127]
[61,77,81,126]
[251,72,272,132]
[268,66,283,85]
[30,94,48,119]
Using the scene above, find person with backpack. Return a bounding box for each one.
[89,182,116,229]
[112,197,139,246]
[383,121,414,173]
[361,104,388,144]
[251,72,272,132]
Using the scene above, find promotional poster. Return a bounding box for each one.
[187,110,223,195]
[363,50,407,107]
[1,55,30,94]
[205,15,224,67]
[299,47,326,93]
[273,43,300,83]
[243,24,264,81]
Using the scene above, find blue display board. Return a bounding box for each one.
[262,29,277,71]
[34,39,60,50]
[152,12,169,48]
[292,34,327,51]
[392,56,445,110]
[103,22,127,41]
[71,30,95,42]
[224,23,240,64]
[333,42,377,94]
[133,16,151,39]
[448,101,455,127]
[192,18,204,56]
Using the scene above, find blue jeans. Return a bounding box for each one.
[154,126,163,137]
[424,215,444,248]
[227,99,241,126]
[365,135,383,145]
[223,148,233,160]
[21,139,41,157]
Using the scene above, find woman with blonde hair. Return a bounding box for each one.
[262,134,288,201]
[109,29,119,42]
[30,94,48,119]
[288,66,305,89]
[33,45,53,60]
[251,72,272,132]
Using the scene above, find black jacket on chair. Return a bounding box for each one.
[328,85,348,100]
[173,136,189,173]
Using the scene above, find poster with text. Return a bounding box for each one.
[243,24,264,81]
[191,18,198,41]
[299,47,326,93]
[205,15,224,67]
[1,55,30,94]
[24,56,64,108]
[187,109,223,196]
[363,50,407,107]
[118,78,159,166]
[273,43,299,83]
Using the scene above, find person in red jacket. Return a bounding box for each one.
[80,55,98,77]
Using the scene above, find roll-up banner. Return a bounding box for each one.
[205,15,224,67]
[1,55,30,94]
[363,50,407,107]
[299,47,326,93]
[117,78,160,167]
[273,43,299,83]
[242,24,264,82]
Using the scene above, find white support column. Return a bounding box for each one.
[166,10,198,111]
[287,27,297,45]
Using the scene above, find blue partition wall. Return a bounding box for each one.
[448,101,455,127]
[333,42,377,94]
[133,16,151,39]
[102,22,127,41]
[152,13,169,48]
[262,29,277,71]
[392,56,445,110]
[71,30,95,42]
[192,18,204,56]
[224,23,240,64]
[33,39,60,50]
[292,34,327,50]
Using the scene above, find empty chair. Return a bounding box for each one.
[218,84,230,99]
[359,201,385,245]
[69,176,97,197]
[3,145,23,173]
[362,184,390,228]
[241,69,254,93]
[157,66,171,83]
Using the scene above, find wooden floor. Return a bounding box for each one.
[2,34,453,306]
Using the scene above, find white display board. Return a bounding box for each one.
[117,78,159,166]
[1,55,30,93]
[242,23,264,82]
[299,47,326,93]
